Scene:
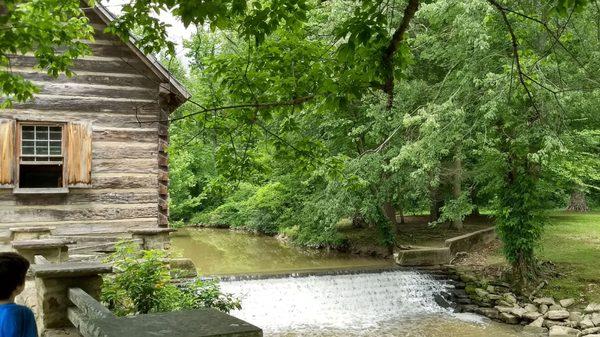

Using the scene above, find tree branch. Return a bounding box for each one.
[382,0,420,110]
[487,0,540,122]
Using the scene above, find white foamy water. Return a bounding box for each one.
[220,270,453,333]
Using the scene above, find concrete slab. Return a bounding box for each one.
[394,247,451,266]
[444,227,497,255]
[94,309,262,337]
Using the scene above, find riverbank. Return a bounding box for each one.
[452,211,600,303]
[339,214,495,257]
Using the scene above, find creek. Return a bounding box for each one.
[171,228,526,337]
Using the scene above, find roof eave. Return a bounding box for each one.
[87,2,191,108]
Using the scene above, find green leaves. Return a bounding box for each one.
[101,243,240,316]
[0,0,93,104]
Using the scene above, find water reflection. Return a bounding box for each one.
[171,228,394,276]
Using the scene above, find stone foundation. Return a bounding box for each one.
[12,239,70,263]
[129,228,176,250]
[31,262,113,333]
[10,227,54,241]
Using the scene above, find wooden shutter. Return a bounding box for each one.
[0,119,16,187]
[65,122,92,187]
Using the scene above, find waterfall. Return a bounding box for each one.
[220,270,453,335]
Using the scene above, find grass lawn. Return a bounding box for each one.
[537,211,600,302]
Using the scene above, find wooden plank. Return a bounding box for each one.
[8,55,152,76]
[158,138,168,153]
[65,122,93,186]
[159,198,168,212]
[0,110,158,128]
[158,171,168,182]
[92,173,157,189]
[158,213,168,226]
[68,288,115,320]
[93,127,157,143]
[0,203,158,223]
[9,68,157,88]
[0,218,158,235]
[10,94,159,112]
[158,184,168,196]
[157,154,168,167]
[33,81,156,100]
[93,142,157,159]
[93,159,157,174]
[0,189,157,205]
[0,119,15,185]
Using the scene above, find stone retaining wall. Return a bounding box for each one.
[444,227,497,255]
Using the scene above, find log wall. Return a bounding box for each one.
[0,9,173,235]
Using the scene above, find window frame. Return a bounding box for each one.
[15,121,67,189]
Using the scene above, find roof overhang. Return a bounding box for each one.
[84,1,191,108]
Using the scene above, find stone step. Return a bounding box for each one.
[69,238,142,254]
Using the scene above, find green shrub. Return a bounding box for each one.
[101,243,240,316]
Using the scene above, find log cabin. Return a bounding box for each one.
[0,3,190,236]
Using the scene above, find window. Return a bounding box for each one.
[0,119,92,191]
[19,124,64,188]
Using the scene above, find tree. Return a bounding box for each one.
[0,0,94,106]
[3,0,598,285]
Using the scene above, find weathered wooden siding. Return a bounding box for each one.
[0,10,165,234]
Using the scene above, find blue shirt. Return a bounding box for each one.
[0,303,37,337]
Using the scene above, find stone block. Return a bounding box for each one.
[581,327,600,336]
[523,311,542,321]
[560,299,575,308]
[524,303,538,312]
[129,228,176,250]
[31,262,112,332]
[94,308,262,337]
[547,310,571,320]
[534,297,556,306]
[9,227,54,241]
[12,239,69,263]
[529,317,545,327]
[584,303,600,314]
[569,311,582,322]
[548,325,580,337]
[394,247,451,266]
[580,318,595,329]
[500,312,519,324]
[510,307,527,318]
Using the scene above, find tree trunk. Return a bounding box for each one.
[351,213,367,228]
[382,200,399,231]
[429,187,443,223]
[399,205,405,224]
[450,155,464,230]
[567,190,589,212]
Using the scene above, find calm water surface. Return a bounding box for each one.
[171,228,394,275]
[171,228,529,337]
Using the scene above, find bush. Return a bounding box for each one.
[101,243,240,316]
[194,181,295,235]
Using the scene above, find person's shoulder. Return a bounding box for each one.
[0,304,34,316]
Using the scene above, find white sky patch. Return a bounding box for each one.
[99,1,195,65]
